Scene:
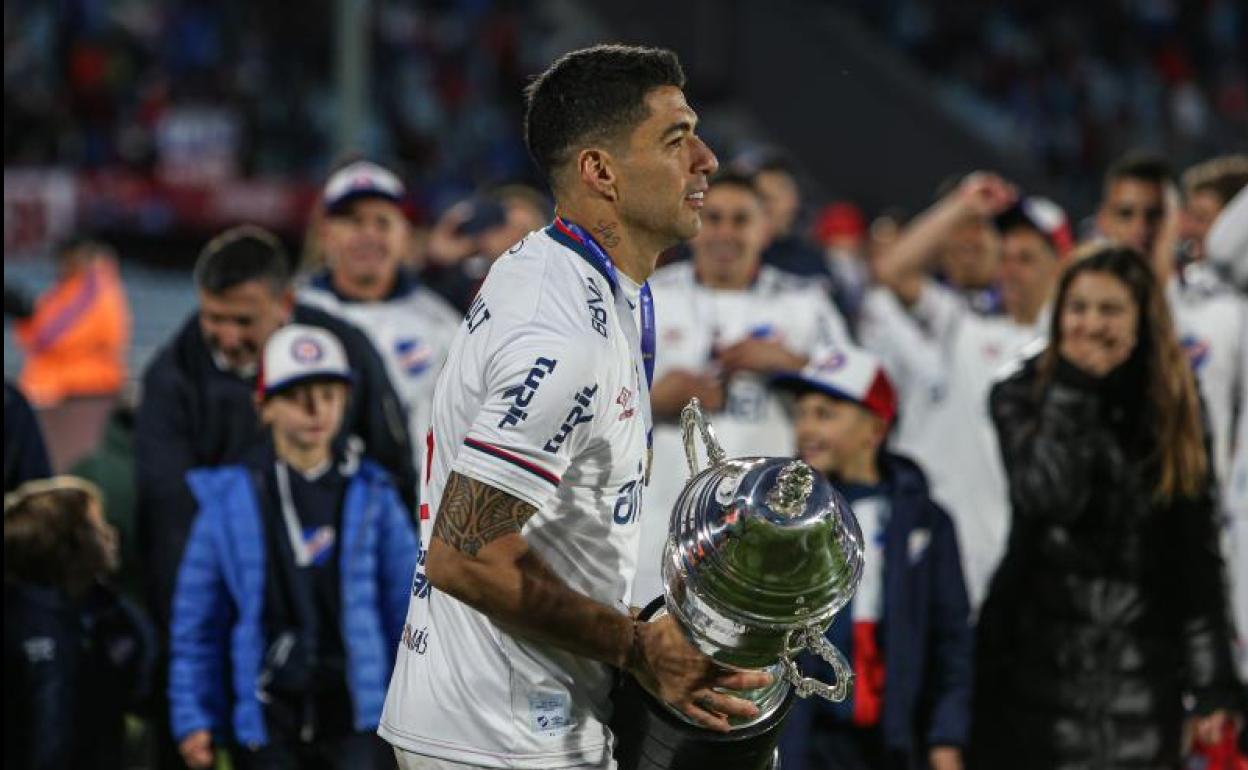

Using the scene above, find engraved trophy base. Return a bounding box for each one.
[609,598,794,770]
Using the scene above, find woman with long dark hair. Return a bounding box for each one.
[970,245,1241,769]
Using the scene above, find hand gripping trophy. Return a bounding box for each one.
[612,398,865,770]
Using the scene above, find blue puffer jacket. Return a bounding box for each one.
[168,459,416,746]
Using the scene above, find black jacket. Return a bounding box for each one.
[4,582,155,770]
[4,381,51,492]
[971,353,1240,770]
[135,305,414,627]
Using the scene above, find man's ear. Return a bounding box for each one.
[577,148,619,202]
[279,288,296,320]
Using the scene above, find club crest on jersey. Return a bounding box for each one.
[466,296,491,334]
[1180,334,1210,371]
[585,277,608,338]
[616,386,636,420]
[395,337,434,375]
[544,384,598,453]
[499,357,557,428]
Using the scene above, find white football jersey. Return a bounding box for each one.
[1166,264,1247,491]
[298,272,461,488]
[858,282,1045,610]
[379,226,649,768]
[631,262,851,606]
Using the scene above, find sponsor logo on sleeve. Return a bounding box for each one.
[402,623,430,655]
[498,357,557,428]
[411,546,431,599]
[585,277,608,338]
[544,384,598,453]
[466,295,491,333]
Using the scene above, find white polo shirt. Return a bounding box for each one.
[379,226,649,768]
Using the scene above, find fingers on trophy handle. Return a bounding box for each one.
[680,397,728,476]
[781,626,854,702]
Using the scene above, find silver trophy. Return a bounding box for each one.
[612,398,864,770]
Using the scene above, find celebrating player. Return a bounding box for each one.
[379,44,771,770]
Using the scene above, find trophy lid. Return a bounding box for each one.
[667,456,864,631]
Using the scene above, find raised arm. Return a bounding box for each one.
[425,470,770,731]
[874,172,1016,305]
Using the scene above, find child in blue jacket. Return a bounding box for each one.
[774,346,973,770]
[169,324,417,769]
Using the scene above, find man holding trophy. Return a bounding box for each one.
[380,44,864,770]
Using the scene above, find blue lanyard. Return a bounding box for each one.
[553,217,656,390]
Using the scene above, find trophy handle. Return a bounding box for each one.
[779,626,854,702]
[680,397,728,476]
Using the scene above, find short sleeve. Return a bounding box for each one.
[452,325,603,510]
[858,287,946,398]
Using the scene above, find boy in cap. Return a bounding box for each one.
[773,347,973,770]
[169,324,416,770]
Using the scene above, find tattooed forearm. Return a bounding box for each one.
[593,219,621,249]
[433,472,537,557]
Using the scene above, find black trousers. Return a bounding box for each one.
[232,731,393,770]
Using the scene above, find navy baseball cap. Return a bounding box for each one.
[322,160,405,215]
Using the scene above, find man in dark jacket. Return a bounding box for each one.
[135,226,413,769]
[773,346,972,770]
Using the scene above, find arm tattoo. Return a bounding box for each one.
[433,472,537,557]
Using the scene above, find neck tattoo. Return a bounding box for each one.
[592,219,622,250]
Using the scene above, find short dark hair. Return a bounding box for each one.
[707,169,762,200]
[523,44,685,187]
[1182,155,1248,206]
[4,477,115,596]
[193,225,292,295]
[1104,151,1174,194]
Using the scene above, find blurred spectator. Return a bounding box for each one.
[169,325,414,770]
[70,389,141,598]
[774,348,971,770]
[814,201,872,329]
[14,235,131,471]
[4,381,52,493]
[422,183,550,312]
[1206,184,1248,292]
[4,476,155,770]
[860,175,1069,608]
[299,160,461,493]
[135,225,413,768]
[972,245,1240,769]
[633,171,852,605]
[1094,152,1174,274]
[873,172,1012,315]
[1098,153,1248,497]
[1180,155,1248,263]
[733,151,837,285]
